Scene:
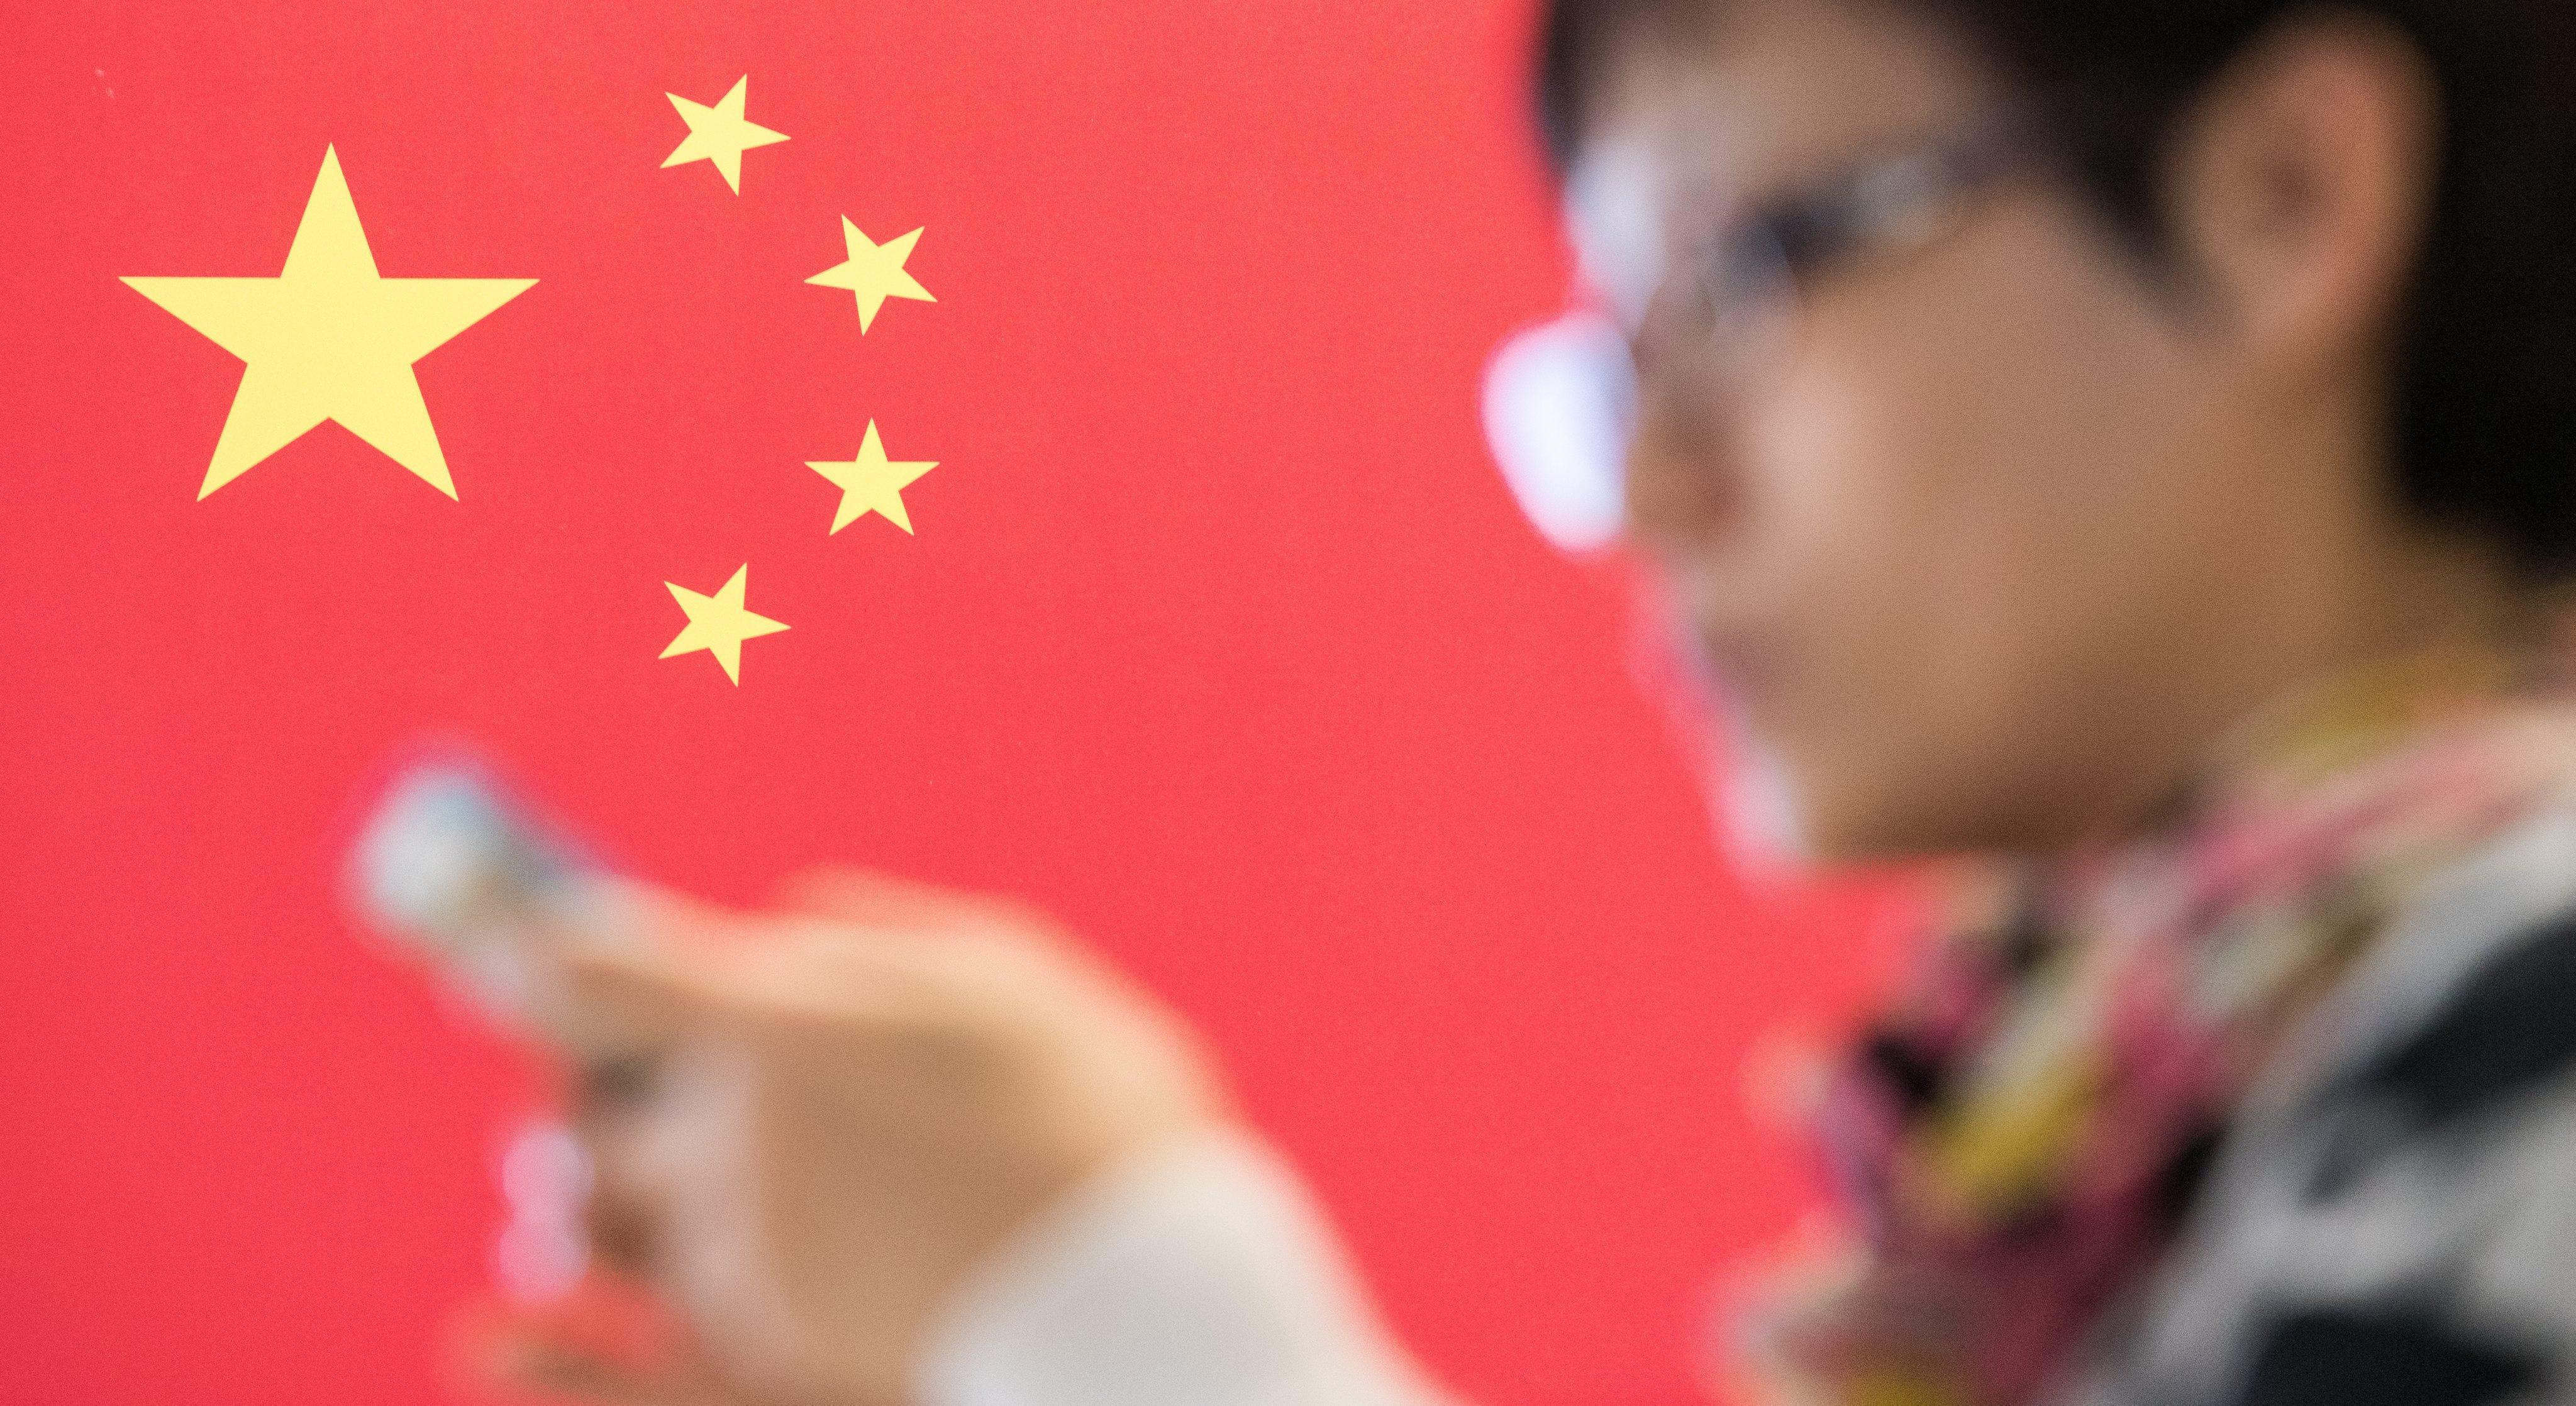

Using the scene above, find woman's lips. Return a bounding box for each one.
[1645,561,1792,713]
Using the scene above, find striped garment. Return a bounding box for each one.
[1750,652,2576,1406]
[2065,798,2576,1406]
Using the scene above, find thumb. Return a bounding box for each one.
[487,1332,739,1406]
[538,883,755,1058]
[775,864,1065,938]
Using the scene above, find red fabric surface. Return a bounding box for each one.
[0,3,1906,1400]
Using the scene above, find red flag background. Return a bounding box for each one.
[2,3,1909,1401]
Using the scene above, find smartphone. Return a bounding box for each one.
[345,755,623,1307]
[344,755,627,1045]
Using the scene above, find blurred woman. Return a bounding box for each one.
[509,2,2576,1403]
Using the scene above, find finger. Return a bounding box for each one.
[772,867,1109,992]
[536,887,773,1136]
[486,1333,726,1406]
[555,943,729,1048]
[546,885,761,1054]
[714,924,937,1034]
[560,890,929,1071]
[774,865,1053,938]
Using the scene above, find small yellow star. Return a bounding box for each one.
[809,421,937,534]
[805,218,934,332]
[660,563,789,685]
[123,147,535,499]
[662,75,789,194]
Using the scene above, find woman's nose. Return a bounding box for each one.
[1623,378,1744,557]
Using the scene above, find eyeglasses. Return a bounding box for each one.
[1629,101,2074,388]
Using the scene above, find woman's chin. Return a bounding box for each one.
[1712,732,1814,878]
[1721,734,1992,871]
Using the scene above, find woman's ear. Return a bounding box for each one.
[2162,11,2441,384]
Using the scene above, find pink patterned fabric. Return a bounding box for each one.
[1745,653,2576,1406]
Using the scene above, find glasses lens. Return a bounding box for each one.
[1699,222,1795,385]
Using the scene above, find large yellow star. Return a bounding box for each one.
[805,218,934,333]
[123,147,535,500]
[660,564,789,685]
[808,421,937,534]
[662,76,789,194]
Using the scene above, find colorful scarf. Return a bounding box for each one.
[1743,647,2576,1406]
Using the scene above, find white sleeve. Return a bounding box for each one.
[915,1129,1460,1406]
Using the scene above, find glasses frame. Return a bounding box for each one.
[1633,98,2086,387]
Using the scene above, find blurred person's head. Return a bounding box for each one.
[1539,0,2576,860]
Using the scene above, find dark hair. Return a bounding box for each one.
[1537,0,2576,581]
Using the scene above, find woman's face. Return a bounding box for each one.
[1583,0,2402,859]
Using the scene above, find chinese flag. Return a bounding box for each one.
[1,3,1903,1403]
